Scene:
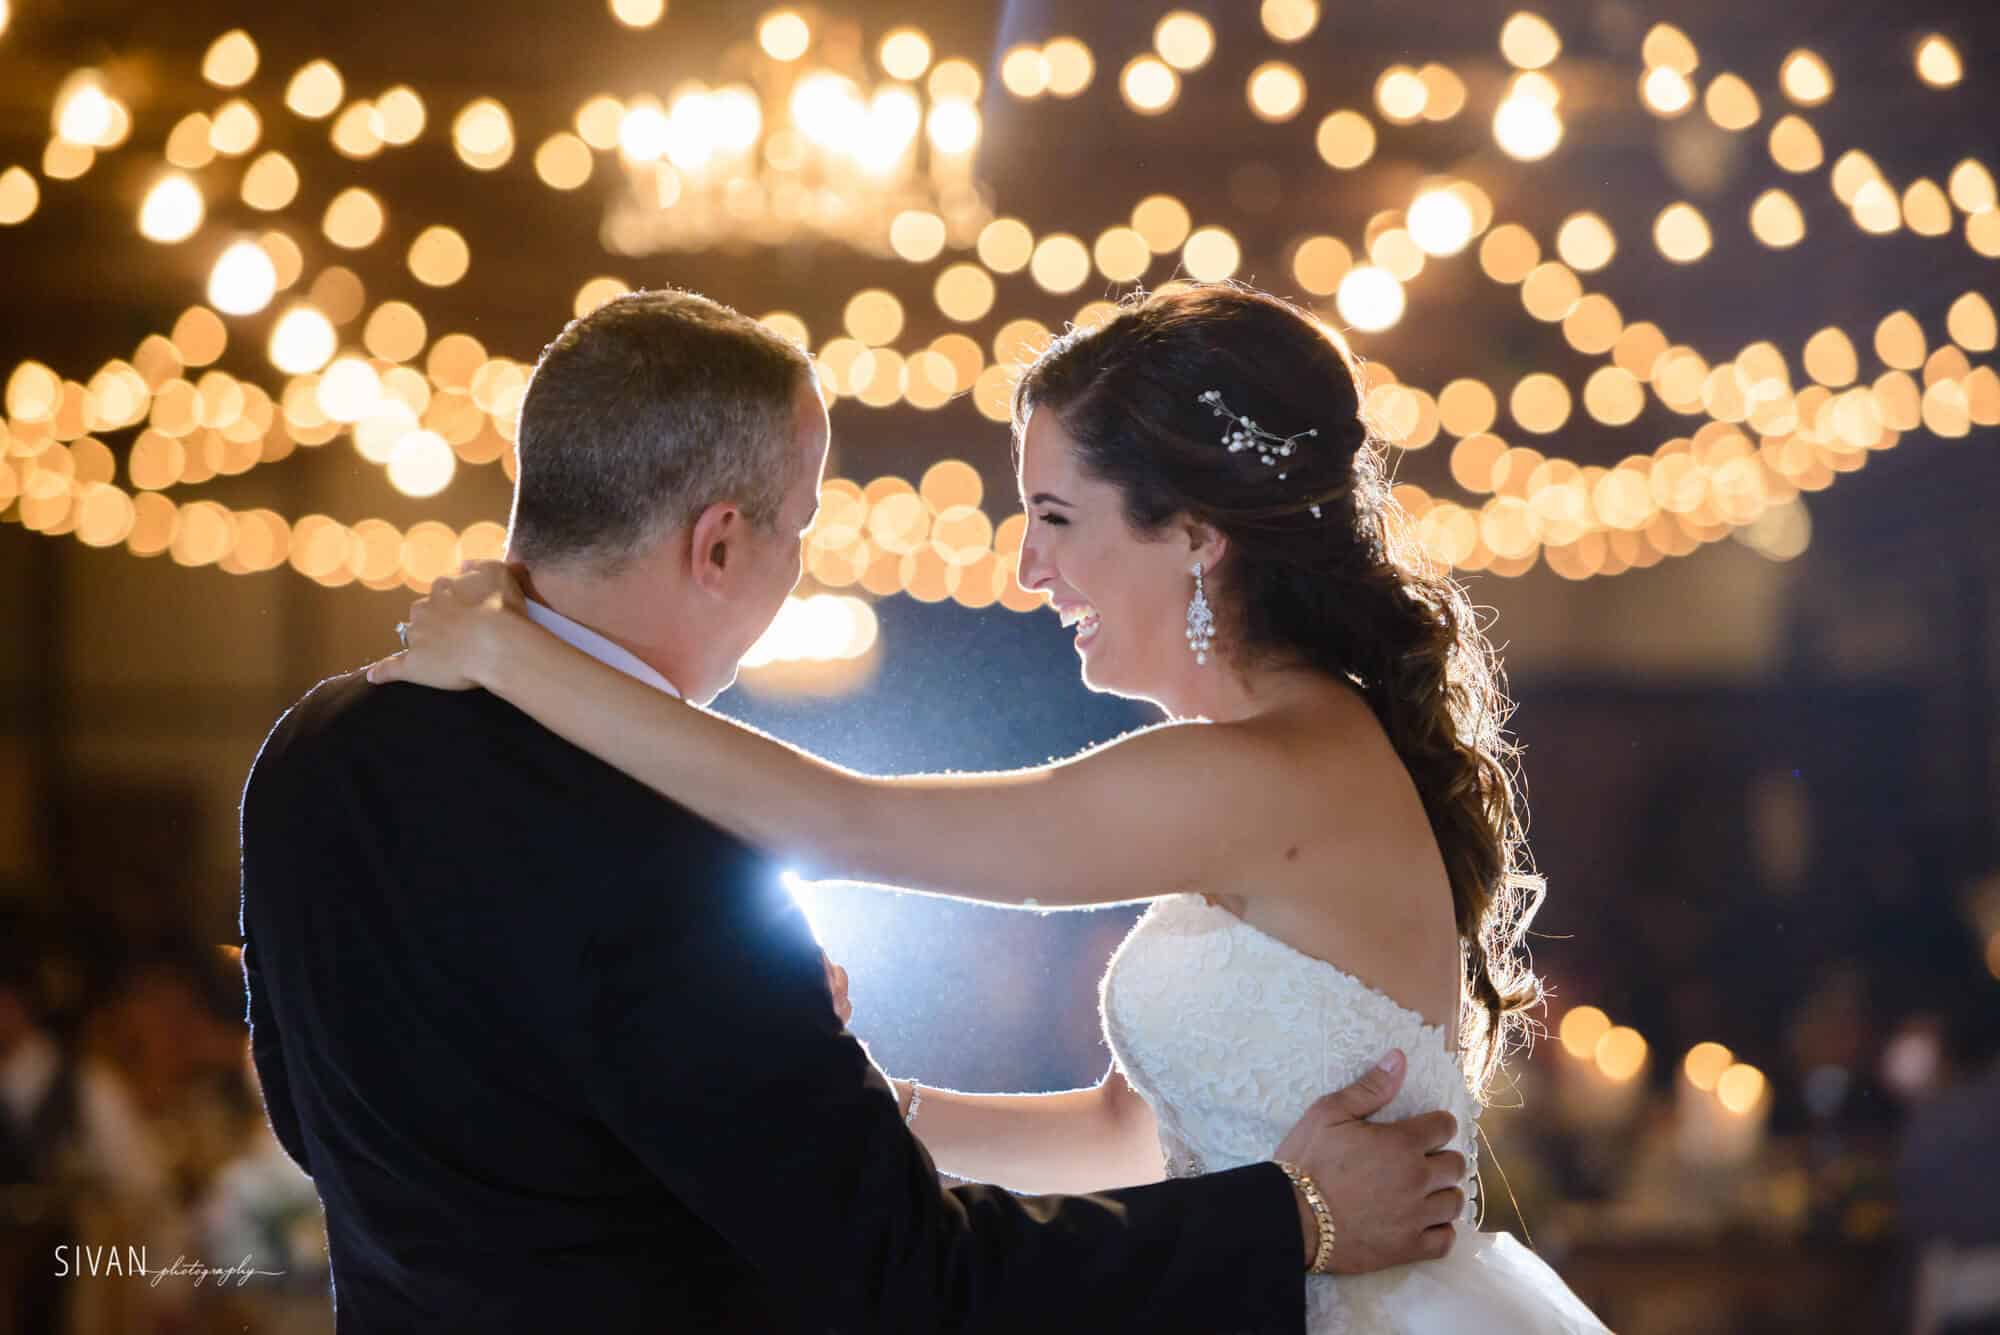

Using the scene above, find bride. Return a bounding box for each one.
[371,283,1610,1331]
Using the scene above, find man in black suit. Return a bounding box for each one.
[239,289,1466,1332]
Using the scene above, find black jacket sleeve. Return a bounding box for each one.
[575,838,1307,1335]
[239,912,309,1171]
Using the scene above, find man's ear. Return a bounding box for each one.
[687,501,746,594]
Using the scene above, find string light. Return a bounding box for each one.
[7,10,1995,608]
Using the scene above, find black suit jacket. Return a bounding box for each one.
[239,670,1307,1332]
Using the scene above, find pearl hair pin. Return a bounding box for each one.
[1198,389,1316,473]
[1198,389,1326,519]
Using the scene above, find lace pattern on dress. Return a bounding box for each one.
[1099,895,1486,1334]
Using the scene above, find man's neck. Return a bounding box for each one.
[515,564,702,696]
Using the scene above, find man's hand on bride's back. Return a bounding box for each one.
[367,560,526,691]
[819,950,852,1026]
[1272,1049,1466,1273]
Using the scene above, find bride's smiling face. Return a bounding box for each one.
[1016,406,1209,704]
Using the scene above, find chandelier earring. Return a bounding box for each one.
[1187,562,1216,665]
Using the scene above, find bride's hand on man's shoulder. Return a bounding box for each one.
[366,559,526,691]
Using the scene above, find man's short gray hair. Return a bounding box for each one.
[508,288,813,574]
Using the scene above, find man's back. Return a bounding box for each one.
[240,671,787,1329]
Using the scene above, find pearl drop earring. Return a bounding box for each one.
[1186,563,1215,665]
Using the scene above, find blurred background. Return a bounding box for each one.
[2,0,1998,1331]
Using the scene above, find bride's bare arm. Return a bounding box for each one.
[392,601,1292,907]
[891,1071,1164,1195]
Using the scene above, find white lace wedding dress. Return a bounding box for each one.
[1100,894,1610,1333]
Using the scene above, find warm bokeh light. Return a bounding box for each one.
[209,99,261,156]
[1704,73,1761,131]
[535,133,593,190]
[1493,95,1562,160]
[364,302,428,363]
[1407,190,1475,256]
[1247,62,1306,122]
[1643,22,1699,73]
[1093,226,1151,283]
[1915,34,1961,87]
[139,175,204,243]
[285,60,344,119]
[1559,1006,1612,1060]
[240,151,300,211]
[1780,50,1834,106]
[758,10,811,61]
[1336,265,1405,333]
[879,29,932,81]
[977,216,1034,272]
[1750,189,1806,248]
[1500,12,1562,69]
[1029,233,1092,292]
[573,277,630,319]
[1641,66,1694,117]
[1511,373,1573,434]
[1182,226,1241,282]
[1948,292,1998,353]
[1949,159,1997,214]
[1439,379,1498,438]
[377,86,426,145]
[1154,12,1215,71]
[1479,223,1540,283]
[208,241,278,316]
[1291,236,1353,296]
[925,99,980,155]
[1521,261,1582,322]
[843,289,905,346]
[1316,110,1377,170]
[1260,0,1319,42]
[1419,64,1469,121]
[322,187,385,249]
[453,98,515,169]
[388,430,456,498]
[1653,203,1712,262]
[1131,195,1192,254]
[1555,212,1615,271]
[408,226,471,286]
[1768,115,1823,173]
[269,306,337,375]
[1043,38,1094,98]
[608,0,664,28]
[165,113,215,169]
[1804,326,1859,387]
[934,264,996,323]
[1684,1042,1735,1092]
[1902,179,1953,236]
[889,209,946,263]
[1001,45,1050,99]
[1596,1026,1650,1081]
[1716,1063,1768,1114]
[1376,66,1429,124]
[203,30,259,87]
[1584,366,1646,425]
[1121,56,1179,114]
[0,166,38,226]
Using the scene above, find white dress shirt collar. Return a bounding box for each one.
[523,599,682,699]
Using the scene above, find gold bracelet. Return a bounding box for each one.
[1275,1160,1336,1276]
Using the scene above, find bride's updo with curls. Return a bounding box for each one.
[1013,282,1544,1099]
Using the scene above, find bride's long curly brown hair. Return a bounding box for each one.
[1014,283,1545,1099]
